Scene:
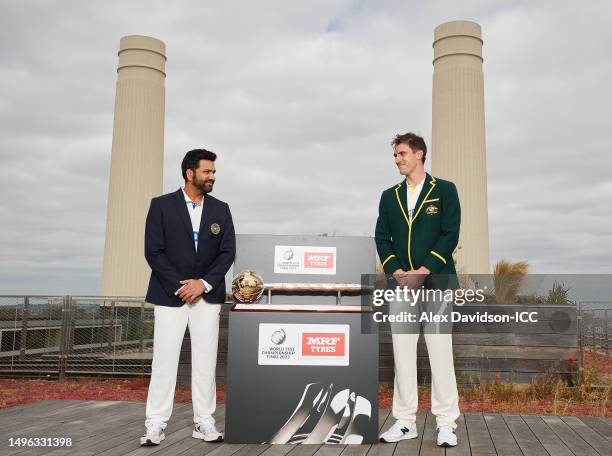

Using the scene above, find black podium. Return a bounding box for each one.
[225,304,378,444]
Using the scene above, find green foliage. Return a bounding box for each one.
[546,281,574,305]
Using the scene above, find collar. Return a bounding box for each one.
[394,173,437,224]
[406,175,426,190]
[181,187,203,207]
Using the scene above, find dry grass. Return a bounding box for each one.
[493,259,529,303]
[378,349,612,417]
[0,378,226,410]
[456,365,611,417]
[1,351,610,417]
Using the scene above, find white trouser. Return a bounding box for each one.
[391,331,460,429]
[145,299,220,427]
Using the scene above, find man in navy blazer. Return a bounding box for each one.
[141,149,235,446]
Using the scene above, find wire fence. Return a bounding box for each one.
[0,295,609,380]
[578,302,611,356]
[0,295,154,379]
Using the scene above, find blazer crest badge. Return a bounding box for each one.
[426,204,439,215]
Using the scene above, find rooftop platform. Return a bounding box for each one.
[1,401,611,455]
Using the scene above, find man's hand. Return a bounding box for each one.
[393,267,430,289]
[405,266,431,288]
[178,279,205,304]
[392,269,409,280]
[392,269,412,288]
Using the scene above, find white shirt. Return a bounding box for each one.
[407,177,425,221]
[182,187,204,250]
[175,187,212,296]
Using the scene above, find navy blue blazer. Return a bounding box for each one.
[144,189,236,306]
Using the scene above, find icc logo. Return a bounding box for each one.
[271,329,286,345]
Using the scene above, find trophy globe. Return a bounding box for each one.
[232,271,265,303]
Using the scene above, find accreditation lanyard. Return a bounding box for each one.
[186,199,204,251]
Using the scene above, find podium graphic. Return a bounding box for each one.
[225,235,378,444]
[268,382,372,444]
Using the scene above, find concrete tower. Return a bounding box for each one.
[431,21,490,274]
[102,36,166,296]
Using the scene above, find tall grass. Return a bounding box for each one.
[493,259,529,303]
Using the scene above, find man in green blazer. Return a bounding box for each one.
[376,132,460,447]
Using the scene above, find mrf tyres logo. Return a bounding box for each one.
[304,252,334,269]
[258,323,349,366]
[274,245,336,274]
[302,333,345,356]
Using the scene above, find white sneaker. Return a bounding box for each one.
[379,421,418,443]
[193,421,224,442]
[437,425,457,447]
[140,422,165,446]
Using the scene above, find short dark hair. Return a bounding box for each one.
[181,149,217,180]
[391,132,427,163]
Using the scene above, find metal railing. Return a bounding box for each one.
[0,295,154,379]
[1,295,609,381]
[578,302,611,356]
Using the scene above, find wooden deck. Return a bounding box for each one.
[0,401,610,455]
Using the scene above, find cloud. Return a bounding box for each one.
[1,0,611,295]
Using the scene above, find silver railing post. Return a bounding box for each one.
[605,309,609,356]
[139,301,145,356]
[107,300,116,355]
[591,312,597,351]
[58,295,72,380]
[19,296,30,360]
[577,302,584,378]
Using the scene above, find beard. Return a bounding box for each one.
[193,177,214,194]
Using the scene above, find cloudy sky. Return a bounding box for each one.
[1,0,611,295]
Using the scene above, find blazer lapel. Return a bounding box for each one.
[412,173,437,223]
[198,196,213,254]
[173,189,195,247]
[394,180,410,225]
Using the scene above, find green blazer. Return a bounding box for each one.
[375,173,460,278]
